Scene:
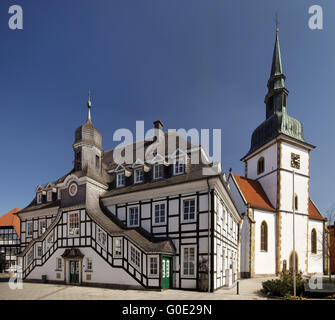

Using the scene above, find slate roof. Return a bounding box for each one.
[0,208,21,236]
[231,173,275,212]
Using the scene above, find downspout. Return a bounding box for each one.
[207,178,211,293]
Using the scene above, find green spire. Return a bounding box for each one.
[270,30,283,78]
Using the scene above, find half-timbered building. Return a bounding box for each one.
[16,107,241,291]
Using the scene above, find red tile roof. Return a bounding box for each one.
[308,199,325,221]
[0,208,21,236]
[232,173,275,212]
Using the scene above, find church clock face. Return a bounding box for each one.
[68,182,78,197]
[291,153,300,169]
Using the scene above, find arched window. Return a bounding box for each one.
[294,194,298,211]
[257,157,265,175]
[311,229,317,254]
[260,221,268,252]
[289,252,298,273]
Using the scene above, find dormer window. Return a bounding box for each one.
[153,164,163,180]
[257,157,265,175]
[116,172,125,187]
[47,190,52,202]
[134,169,144,184]
[174,159,185,175]
[37,193,42,204]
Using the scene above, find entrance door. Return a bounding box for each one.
[70,260,79,283]
[161,256,171,289]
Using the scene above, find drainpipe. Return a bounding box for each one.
[207,178,211,293]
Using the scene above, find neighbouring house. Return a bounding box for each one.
[0,208,21,273]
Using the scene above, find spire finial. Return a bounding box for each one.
[275,12,279,33]
[87,90,92,121]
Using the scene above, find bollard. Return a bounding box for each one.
[236,280,240,295]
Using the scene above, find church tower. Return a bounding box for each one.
[241,30,315,273]
[72,94,103,174]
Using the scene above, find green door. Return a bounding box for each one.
[70,260,79,283]
[161,255,171,289]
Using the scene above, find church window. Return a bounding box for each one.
[283,94,287,107]
[128,207,139,227]
[75,150,81,171]
[311,229,317,254]
[68,212,80,237]
[116,172,125,187]
[294,194,298,211]
[260,221,268,252]
[257,157,265,175]
[113,238,122,257]
[95,155,100,169]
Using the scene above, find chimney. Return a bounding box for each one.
[153,120,163,131]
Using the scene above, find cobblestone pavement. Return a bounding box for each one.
[0,276,273,300]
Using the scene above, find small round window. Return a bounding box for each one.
[68,182,78,197]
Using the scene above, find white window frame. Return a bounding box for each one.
[129,244,141,271]
[56,258,62,270]
[86,258,93,271]
[153,164,163,180]
[37,193,42,204]
[27,221,33,237]
[181,245,197,278]
[39,219,47,236]
[68,211,80,237]
[96,226,107,249]
[47,190,52,202]
[152,201,166,226]
[148,255,159,277]
[113,237,123,258]
[134,169,144,184]
[173,158,185,175]
[128,206,139,227]
[116,172,125,188]
[182,198,196,223]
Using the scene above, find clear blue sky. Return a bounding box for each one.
[0,0,334,216]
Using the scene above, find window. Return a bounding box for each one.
[39,220,47,236]
[56,258,62,270]
[37,193,43,204]
[128,207,139,227]
[57,189,62,200]
[47,233,54,249]
[27,250,34,265]
[260,221,268,252]
[95,155,100,169]
[153,164,163,180]
[27,221,33,237]
[149,257,158,276]
[134,169,144,184]
[97,226,107,248]
[183,199,196,222]
[153,203,166,225]
[37,246,43,257]
[257,157,265,175]
[174,159,185,175]
[183,199,195,222]
[116,172,125,187]
[68,212,80,236]
[47,190,52,202]
[86,258,93,271]
[75,150,81,171]
[311,229,317,254]
[113,238,122,257]
[294,194,298,211]
[130,246,141,269]
[182,246,196,277]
